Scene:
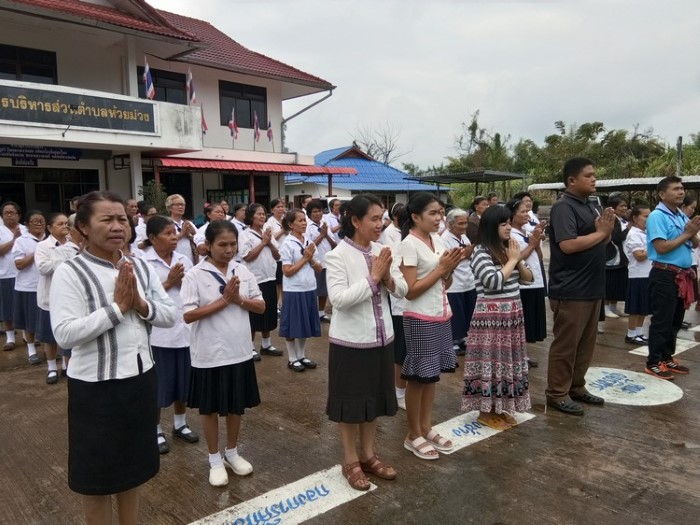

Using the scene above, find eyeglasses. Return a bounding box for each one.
[171,202,185,207]
[2,211,18,216]
[29,220,46,226]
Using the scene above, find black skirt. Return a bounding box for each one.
[67,366,158,495]
[605,267,628,301]
[326,342,398,423]
[520,287,547,343]
[392,315,407,365]
[0,278,14,322]
[249,280,278,332]
[36,307,56,344]
[188,360,260,416]
[625,277,651,316]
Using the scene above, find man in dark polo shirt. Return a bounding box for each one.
[546,157,615,415]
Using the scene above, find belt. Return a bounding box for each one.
[651,262,687,273]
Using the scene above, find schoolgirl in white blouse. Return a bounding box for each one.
[12,210,45,365]
[181,220,265,488]
[0,201,26,351]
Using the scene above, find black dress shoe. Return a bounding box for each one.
[260,346,283,356]
[569,390,605,405]
[252,351,261,362]
[158,433,170,454]
[172,425,199,443]
[299,357,317,369]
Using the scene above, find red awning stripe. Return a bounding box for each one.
[158,158,356,174]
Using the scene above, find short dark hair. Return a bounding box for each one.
[270,198,284,209]
[339,194,383,239]
[232,202,247,214]
[630,204,650,220]
[471,196,487,212]
[306,199,323,216]
[607,196,628,210]
[205,219,238,244]
[487,192,499,200]
[245,203,266,225]
[657,175,683,194]
[1,201,22,216]
[328,198,340,210]
[143,215,174,246]
[46,212,68,227]
[562,157,594,186]
[389,202,405,221]
[137,200,152,215]
[512,191,532,201]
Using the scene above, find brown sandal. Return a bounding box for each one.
[360,454,397,480]
[342,461,371,491]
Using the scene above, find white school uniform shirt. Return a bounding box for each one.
[323,212,341,244]
[172,218,196,264]
[440,230,476,293]
[134,219,148,246]
[305,219,333,267]
[181,259,262,368]
[397,233,452,322]
[50,251,177,382]
[12,232,43,292]
[623,226,652,279]
[510,227,544,289]
[265,215,287,246]
[326,238,408,348]
[280,234,320,292]
[193,222,210,248]
[378,223,407,316]
[35,234,74,310]
[523,210,540,235]
[0,224,26,279]
[239,228,278,284]
[142,248,192,348]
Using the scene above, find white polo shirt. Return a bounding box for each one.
[239,228,278,284]
[142,248,192,348]
[12,232,43,292]
[181,259,262,368]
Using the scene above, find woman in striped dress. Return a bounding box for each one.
[463,205,533,431]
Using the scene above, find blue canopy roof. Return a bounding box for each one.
[286,146,438,191]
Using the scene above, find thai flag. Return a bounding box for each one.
[228,107,238,139]
[267,120,273,142]
[253,110,260,142]
[186,68,197,105]
[143,58,155,100]
[200,103,208,134]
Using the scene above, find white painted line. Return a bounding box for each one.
[627,338,697,356]
[188,465,375,525]
[585,367,683,406]
[687,324,700,332]
[431,411,535,455]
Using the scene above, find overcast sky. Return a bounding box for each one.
[147,0,700,170]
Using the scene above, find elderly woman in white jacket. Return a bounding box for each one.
[325,194,408,492]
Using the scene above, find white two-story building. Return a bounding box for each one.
[0,0,352,216]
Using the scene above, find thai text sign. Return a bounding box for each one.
[0,85,156,133]
[0,144,81,161]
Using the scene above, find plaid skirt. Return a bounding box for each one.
[401,317,456,383]
[462,297,531,414]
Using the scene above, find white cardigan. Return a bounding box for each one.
[325,238,408,348]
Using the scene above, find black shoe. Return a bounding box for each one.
[625,335,646,345]
[681,321,691,329]
[172,424,199,443]
[260,345,283,356]
[319,315,331,323]
[547,397,584,415]
[252,351,261,362]
[60,369,67,377]
[299,357,317,369]
[527,358,539,368]
[46,370,58,385]
[569,389,605,405]
[157,433,170,454]
[288,360,305,372]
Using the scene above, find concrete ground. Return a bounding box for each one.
[1,301,699,525]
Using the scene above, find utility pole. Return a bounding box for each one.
[676,136,683,177]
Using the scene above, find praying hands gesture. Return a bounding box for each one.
[507,238,522,263]
[437,247,463,280]
[596,207,616,236]
[262,228,273,245]
[221,276,241,306]
[371,247,393,285]
[302,242,317,261]
[163,262,185,290]
[114,262,149,316]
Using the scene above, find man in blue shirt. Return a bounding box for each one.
[646,176,700,379]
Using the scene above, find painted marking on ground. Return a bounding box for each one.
[431,411,535,455]
[188,465,375,525]
[585,367,683,406]
[627,338,697,356]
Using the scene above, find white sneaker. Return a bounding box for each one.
[209,465,228,486]
[597,322,605,334]
[604,309,619,319]
[224,455,253,476]
[397,397,406,410]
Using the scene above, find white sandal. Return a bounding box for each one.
[425,429,454,452]
[403,436,439,460]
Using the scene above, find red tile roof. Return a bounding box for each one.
[3,0,197,41]
[159,158,355,175]
[157,10,334,90]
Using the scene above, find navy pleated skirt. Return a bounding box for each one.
[279,290,321,339]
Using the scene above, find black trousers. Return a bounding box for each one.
[647,268,685,365]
